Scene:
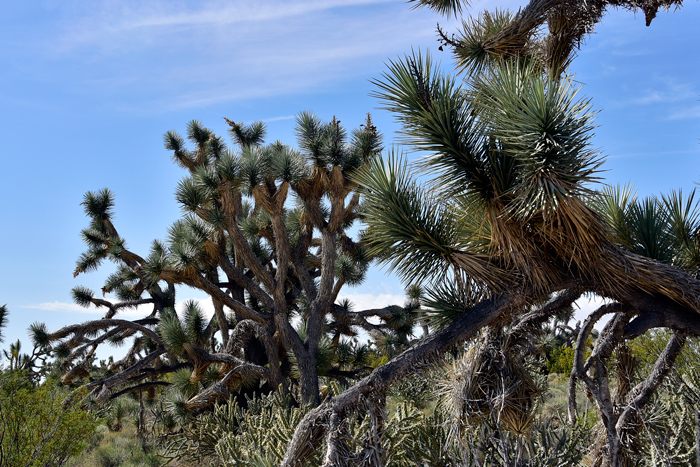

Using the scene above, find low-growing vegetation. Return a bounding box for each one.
[0,369,98,467]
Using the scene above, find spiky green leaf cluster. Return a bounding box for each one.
[354,152,488,285]
[183,300,209,348]
[407,0,464,18]
[228,120,266,148]
[71,286,95,308]
[0,304,7,343]
[81,188,114,220]
[453,9,517,77]
[596,186,700,269]
[335,253,369,286]
[295,112,382,173]
[158,309,189,356]
[471,61,601,220]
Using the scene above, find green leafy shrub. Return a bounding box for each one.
[0,369,98,467]
[546,344,575,375]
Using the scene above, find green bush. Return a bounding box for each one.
[546,344,575,374]
[0,369,98,467]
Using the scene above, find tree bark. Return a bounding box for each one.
[281,293,519,467]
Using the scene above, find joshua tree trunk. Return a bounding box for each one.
[138,390,145,438]
[298,350,321,405]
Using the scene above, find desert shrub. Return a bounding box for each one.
[0,369,98,467]
[546,344,575,375]
[92,435,160,467]
[635,390,697,466]
[470,417,591,467]
[214,391,312,466]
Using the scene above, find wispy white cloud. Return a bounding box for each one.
[627,78,696,106]
[262,115,296,123]
[22,301,149,317]
[30,0,450,111]
[59,0,399,41]
[23,301,96,313]
[22,297,218,319]
[51,0,411,55]
[605,77,699,122]
[607,148,700,159]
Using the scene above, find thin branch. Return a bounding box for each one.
[616,331,687,434]
[568,302,623,424]
[109,381,171,400]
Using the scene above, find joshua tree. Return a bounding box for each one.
[414,0,682,76]
[37,112,420,411]
[281,1,700,465]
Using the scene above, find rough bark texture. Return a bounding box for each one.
[282,294,519,466]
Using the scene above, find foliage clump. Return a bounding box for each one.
[0,369,98,467]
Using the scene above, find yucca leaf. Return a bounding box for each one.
[351,113,384,163]
[28,322,50,348]
[216,150,241,184]
[270,144,308,184]
[407,0,464,18]
[158,310,188,356]
[452,9,517,77]
[72,285,95,308]
[354,151,499,286]
[372,51,498,203]
[164,130,195,169]
[183,300,208,347]
[227,119,267,148]
[82,188,115,220]
[207,134,227,160]
[194,164,221,195]
[471,61,602,220]
[115,285,142,302]
[295,111,326,167]
[0,305,7,343]
[176,177,207,212]
[80,228,107,248]
[187,120,211,145]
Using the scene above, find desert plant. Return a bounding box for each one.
[0,369,98,467]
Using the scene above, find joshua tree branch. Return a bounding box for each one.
[218,251,275,310]
[109,381,171,400]
[282,293,520,466]
[228,319,285,389]
[190,274,272,324]
[568,302,623,424]
[88,348,166,401]
[49,319,162,344]
[219,186,275,291]
[184,363,272,410]
[615,330,686,434]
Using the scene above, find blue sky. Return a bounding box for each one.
[0,0,698,357]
